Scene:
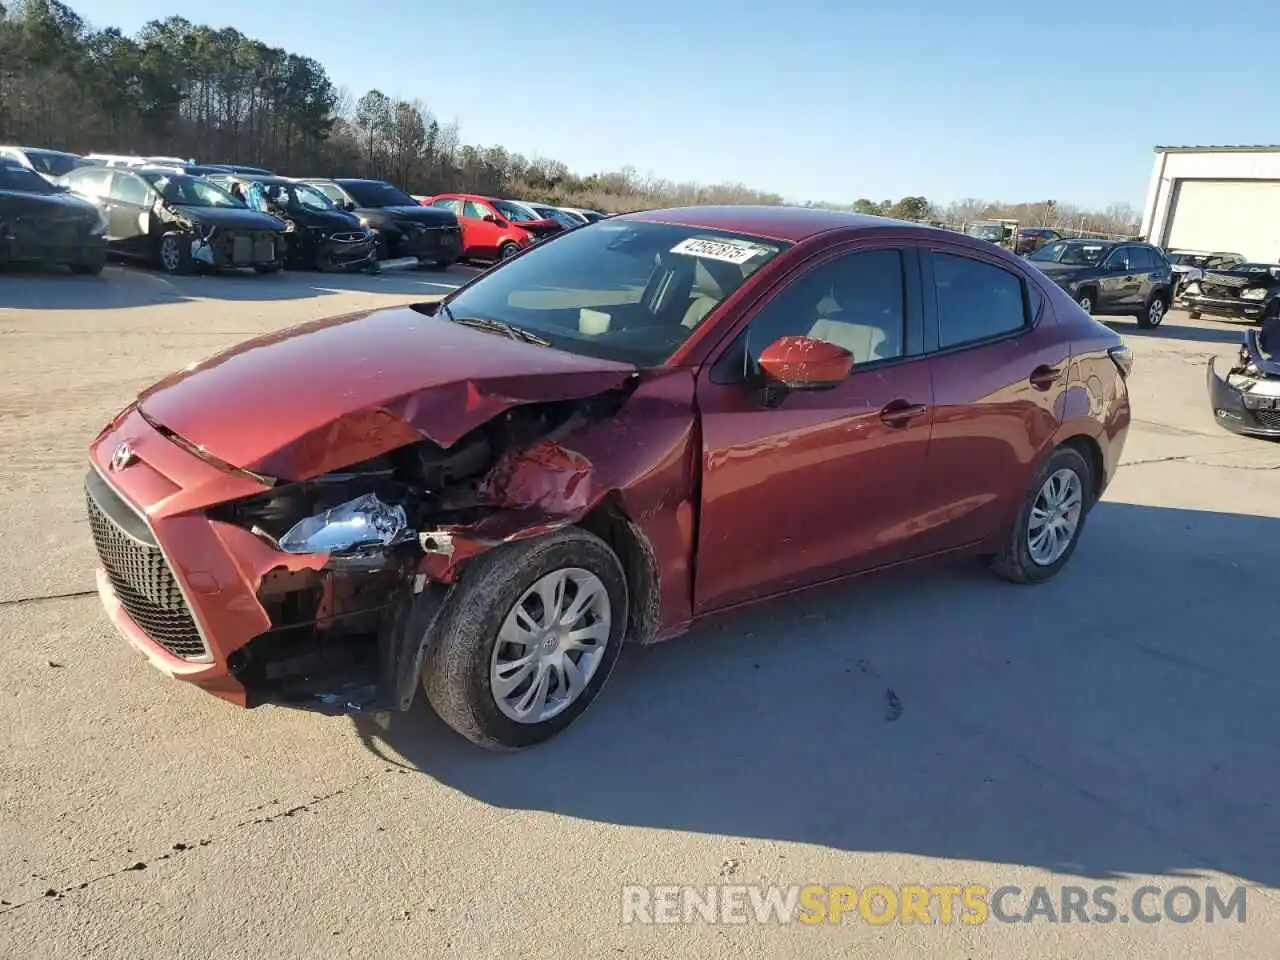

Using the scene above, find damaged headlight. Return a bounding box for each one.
[278,493,414,555]
[1183,282,1201,295]
[1241,288,1268,300]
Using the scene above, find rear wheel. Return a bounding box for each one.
[1137,291,1168,329]
[991,445,1093,584]
[421,527,628,750]
[1075,289,1095,315]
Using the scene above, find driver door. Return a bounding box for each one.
[693,244,935,614]
[1098,245,1140,312]
[104,171,154,258]
[460,199,503,259]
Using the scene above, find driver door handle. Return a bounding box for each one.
[879,400,928,427]
[1029,364,1061,389]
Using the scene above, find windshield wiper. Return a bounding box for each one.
[439,302,551,347]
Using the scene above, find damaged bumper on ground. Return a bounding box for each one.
[1207,329,1280,439]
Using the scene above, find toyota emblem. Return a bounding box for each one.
[109,442,136,472]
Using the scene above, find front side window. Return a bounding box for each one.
[436,220,788,366]
[931,252,1028,349]
[1103,246,1134,271]
[493,200,539,222]
[291,182,334,211]
[311,183,347,204]
[109,173,151,206]
[729,249,908,375]
[432,198,463,215]
[463,199,495,220]
[63,166,113,198]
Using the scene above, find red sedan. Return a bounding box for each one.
[419,193,562,262]
[85,205,1132,750]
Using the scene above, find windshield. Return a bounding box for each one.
[341,180,414,208]
[290,182,335,210]
[1168,253,1213,267]
[25,149,87,177]
[0,163,56,193]
[1028,240,1109,266]
[144,173,244,208]
[437,220,789,365]
[494,200,542,222]
[967,223,1004,240]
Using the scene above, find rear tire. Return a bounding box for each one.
[1137,291,1168,329]
[421,528,628,751]
[991,445,1093,584]
[1075,289,1095,315]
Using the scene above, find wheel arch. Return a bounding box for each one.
[1055,432,1105,504]
[576,495,662,646]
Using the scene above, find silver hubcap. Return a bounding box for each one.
[501,244,516,259]
[160,237,180,272]
[1078,295,1092,313]
[489,568,611,724]
[1148,299,1164,325]
[1027,468,1084,566]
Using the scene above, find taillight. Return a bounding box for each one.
[1107,344,1133,379]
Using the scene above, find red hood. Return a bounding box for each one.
[135,306,636,482]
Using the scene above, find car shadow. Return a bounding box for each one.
[353,501,1280,887]
[1099,314,1247,345]
[0,263,481,310]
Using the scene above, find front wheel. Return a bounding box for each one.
[497,241,520,261]
[421,527,628,750]
[1075,290,1095,315]
[156,232,193,275]
[991,445,1093,584]
[1137,291,1168,329]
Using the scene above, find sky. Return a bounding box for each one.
[65,0,1280,212]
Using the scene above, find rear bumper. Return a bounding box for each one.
[1183,295,1267,321]
[1206,357,1280,439]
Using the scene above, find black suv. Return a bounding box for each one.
[1182,262,1280,324]
[1025,238,1174,329]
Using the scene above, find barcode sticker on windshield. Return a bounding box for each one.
[669,237,767,265]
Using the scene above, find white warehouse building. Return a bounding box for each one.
[1140,145,1280,264]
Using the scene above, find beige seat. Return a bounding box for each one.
[805,281,902,363]
[681,259,746,328]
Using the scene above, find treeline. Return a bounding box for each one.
[0,0,1137,224]
[807,196,1141,238]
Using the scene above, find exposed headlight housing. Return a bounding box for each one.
[278,493,413,555]
[1241,287,1268,300]
[1183,281,1201,295]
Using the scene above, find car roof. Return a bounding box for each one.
[618,204,923,243]
[212,172,291,185]
[333,178,396,186]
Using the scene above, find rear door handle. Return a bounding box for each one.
[879,400,928,427]
[1029,364,1061,389]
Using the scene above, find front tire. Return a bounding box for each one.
[1075,289,1095,315]
[498,241,520,261]
[1137,291,1168,329]
[156,232,193,275]
[422,527,628,751]
[991,445,1093,584]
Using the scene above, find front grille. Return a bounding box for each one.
[330,231,368,243]
[85,472,207,660]
[1254,409,1280,429]
[1202,284,1240,299]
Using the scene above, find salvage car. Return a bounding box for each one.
[1014,227,1063,256]
[1025,237,1173,328]
[1179,262,1279,323]
[296,177,462,267]
[0,145,91,182]
[208,173,377,272]
[59,165,287,274]
[84,206,1132,750]
[423,193,564,261]
[1165,249,1245,298]
[1207,314,1280,439]
[0,159,107,273]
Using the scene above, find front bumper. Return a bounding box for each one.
[1206,357,1280,439]
[315,233,377,271]
[85,408,440,712]
[384,224,463,262]
[1183,294,1267,322]
[199,229,284,269]
[1,233,106,267]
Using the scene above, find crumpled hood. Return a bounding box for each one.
[135,306,636,482]
[173,204,287,231]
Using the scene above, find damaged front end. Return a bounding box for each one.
[1207,327,1280,439]
[203,394,631,715]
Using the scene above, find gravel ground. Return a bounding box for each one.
[1,263,1278,959]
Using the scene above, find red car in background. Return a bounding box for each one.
[84,205,1132,751]
[420,193,563,262]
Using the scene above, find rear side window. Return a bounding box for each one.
[931,252,1029,349]
[109,173,149,205]
[1130,246,1156,269]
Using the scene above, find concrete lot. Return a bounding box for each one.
[1,264,1277,959]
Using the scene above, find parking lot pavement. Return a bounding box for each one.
[0,280,1277,958]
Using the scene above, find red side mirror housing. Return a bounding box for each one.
[757,335,854,391]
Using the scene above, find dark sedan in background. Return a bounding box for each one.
[59,164,287,274]
[295,177,462,268]
[1026,238,1174,328]
[208,173,377,272]
[1181,262,1280,324]
[0,159,107,273]
[1014,227,1063,256]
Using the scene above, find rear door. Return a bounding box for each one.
[693,242,935,612]
[908,243,1072,554]
[1097,244,1140,312]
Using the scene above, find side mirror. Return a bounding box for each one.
[756,335,853,405]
